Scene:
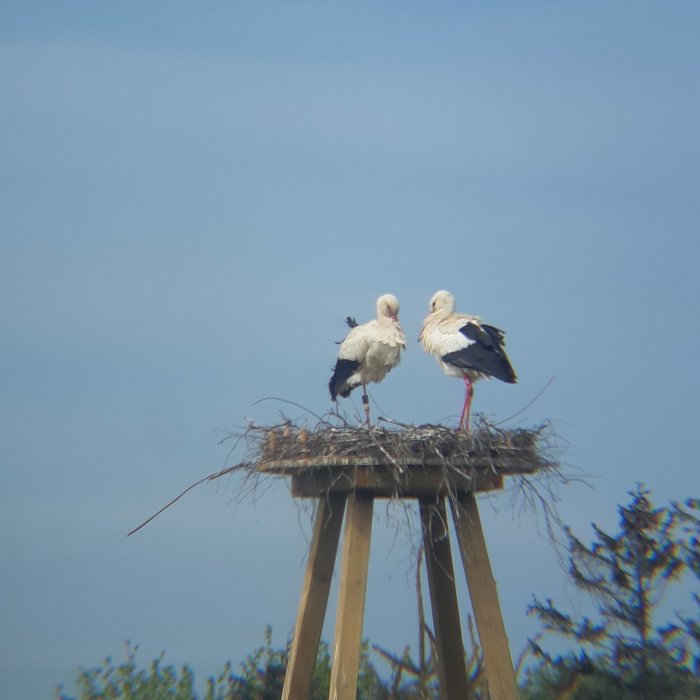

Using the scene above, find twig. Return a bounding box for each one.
[377,416,414,429]
[495,376,555,426]
[251,396,328,424]
[127,462,250,536]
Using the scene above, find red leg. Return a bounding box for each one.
[458,387,468,428]
[465,380,474,431]
[459,378,474,431]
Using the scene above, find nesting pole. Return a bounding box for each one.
[259,426,547,700]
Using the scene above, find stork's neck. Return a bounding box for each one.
[429,303,454,323]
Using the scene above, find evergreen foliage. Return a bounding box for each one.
[525,484,699,699]
[667,497,700,674]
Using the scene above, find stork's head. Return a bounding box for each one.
[376,293,400,321]
[428,290,455,317]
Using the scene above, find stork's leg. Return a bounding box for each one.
[458,385,468,430]
[459,378,474,431]
[465,380,474,431]
[361,385,371,426]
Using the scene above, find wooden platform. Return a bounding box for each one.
[256,427,547,700]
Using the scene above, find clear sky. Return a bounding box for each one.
[2,2,699,697]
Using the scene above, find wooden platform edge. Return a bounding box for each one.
[289,465,504,498]
[258,456,543,474]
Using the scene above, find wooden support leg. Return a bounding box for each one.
[329,490,374,700]
[282,493,347,700]
[450,491,519,700]
[419,496,470,700]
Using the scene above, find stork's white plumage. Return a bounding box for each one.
[419,290,516,431]
[329,294,406,425]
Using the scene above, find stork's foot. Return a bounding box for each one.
[457,413,471,433]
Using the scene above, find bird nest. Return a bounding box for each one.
[259,420,547,471]
[128,417,562,536]
[255,419,556,499]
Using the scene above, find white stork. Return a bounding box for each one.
[419,290,516,431]
[329,293,406,425]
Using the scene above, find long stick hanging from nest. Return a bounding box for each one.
[127,461,253,536]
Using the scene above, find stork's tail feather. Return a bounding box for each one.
[329,358,361,400]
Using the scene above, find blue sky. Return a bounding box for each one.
[2,2,699,697]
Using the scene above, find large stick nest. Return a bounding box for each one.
[258,419,552,473]
[128,416,563,536]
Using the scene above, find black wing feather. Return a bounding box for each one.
[442,321,517,383]
[329,358,361,399]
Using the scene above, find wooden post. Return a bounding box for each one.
[329,490,374,700]
[282,493,347,700]
[451,491,519,700]
[419,496,470,700]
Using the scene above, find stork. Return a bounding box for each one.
[419,290,516,431]
[329,293,406,425]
